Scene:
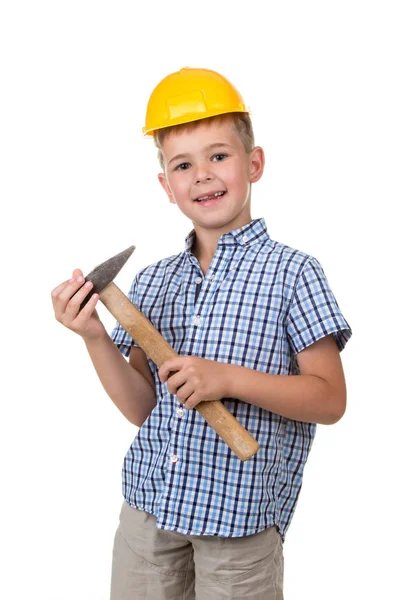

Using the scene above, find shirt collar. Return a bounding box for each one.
[184,218,270,253]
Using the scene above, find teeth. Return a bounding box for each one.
[197,191,225,201]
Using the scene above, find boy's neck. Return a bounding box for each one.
[191,230,219,274]
[191,216,253,274]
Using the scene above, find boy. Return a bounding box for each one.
[52,67,352,599]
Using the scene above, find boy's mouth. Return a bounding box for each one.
[194,191,226,204]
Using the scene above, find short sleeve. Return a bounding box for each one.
[110,275,141,357]
[286,257,352,354]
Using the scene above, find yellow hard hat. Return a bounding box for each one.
[143,67,248,136]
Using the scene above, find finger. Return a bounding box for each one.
[159,358,185,382]
[51,278,74,299]
[51,267,85,304]
[72,268,83,279]
[52,277,87,319]
[73,291,99,324]
[184,392,200,410]
[53,280,90,324]
[64,280,95,318]
[175,381,196,404]
[165,370,188,395]
[56,275,87,307]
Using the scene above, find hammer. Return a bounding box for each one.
[79,245,260,461]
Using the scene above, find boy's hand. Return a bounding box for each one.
[158,357,230,409]
[51,268,107,342]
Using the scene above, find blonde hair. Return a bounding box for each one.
[154,112,255,171]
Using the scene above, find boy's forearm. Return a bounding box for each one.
[224,364,343,425]
[84,334,156,426]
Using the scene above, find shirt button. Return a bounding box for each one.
[195,276,202,284]
[176,407,185,418]
[242,235,248,242]
[193,315,202,326]
[170,454,179,464]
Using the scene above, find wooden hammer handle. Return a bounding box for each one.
[99,282,260,461]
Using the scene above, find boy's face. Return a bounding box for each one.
[158,119,264,237]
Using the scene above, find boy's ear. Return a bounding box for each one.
[249,146,265,183]
[158,172,176,204]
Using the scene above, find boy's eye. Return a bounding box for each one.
[175,162,191,171]
[212,153,227,162]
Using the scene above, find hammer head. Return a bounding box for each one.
[79,245,135,309]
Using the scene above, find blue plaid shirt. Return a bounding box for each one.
[111,218,352,538]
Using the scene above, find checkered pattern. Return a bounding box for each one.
[111,218,352,538]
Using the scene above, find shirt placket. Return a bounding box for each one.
[189,244,237,337]
[158,249,232,521]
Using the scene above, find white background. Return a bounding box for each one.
[1,1,399,598]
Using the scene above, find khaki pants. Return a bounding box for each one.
[110,501,284,599]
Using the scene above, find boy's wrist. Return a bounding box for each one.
[220,363,236,399]
[221,363,256,402]
[83,329,109,346]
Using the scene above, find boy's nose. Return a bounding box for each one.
[195,174,212,184]
[193,166,213,184]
